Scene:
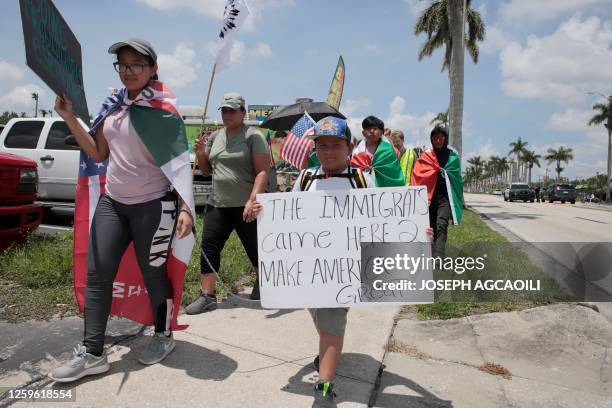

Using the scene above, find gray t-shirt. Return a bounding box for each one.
[207,125,269,207]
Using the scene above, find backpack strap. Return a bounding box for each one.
[350,167,367,189]
[300,167,319,191]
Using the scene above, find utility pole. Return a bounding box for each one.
[31,93,39,117]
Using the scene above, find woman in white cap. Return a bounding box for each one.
[187,93,269,313]
[50,38,194,382]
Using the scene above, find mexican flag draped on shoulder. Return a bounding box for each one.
[350,138,405,187]
[75,80,195,329]
[411,146,464,225]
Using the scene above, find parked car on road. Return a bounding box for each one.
[503,183,535,202]
[491,189,503,195]
[0,152,43,249]
[0,117,210,206]
[542,184,576,204]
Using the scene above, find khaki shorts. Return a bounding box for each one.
[308,308,349,338]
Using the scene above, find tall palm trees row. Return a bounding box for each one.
[465,138,574,191]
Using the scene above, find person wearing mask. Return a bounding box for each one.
[411,126,464,258]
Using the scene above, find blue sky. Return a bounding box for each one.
[1,0,611,180]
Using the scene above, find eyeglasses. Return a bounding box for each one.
[113,62,151,74]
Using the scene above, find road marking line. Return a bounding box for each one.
[574,217,607,224]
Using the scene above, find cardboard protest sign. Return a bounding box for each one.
[257,186,434,308]
[19,0,90,126]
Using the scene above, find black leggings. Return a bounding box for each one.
[429,194,452,258]
[84,194,176,355]
[200,205,258,275]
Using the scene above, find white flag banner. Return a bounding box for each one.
[215,0,250,71]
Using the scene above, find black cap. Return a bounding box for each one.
[108,38,157,63]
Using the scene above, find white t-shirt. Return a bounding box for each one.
[292,166,374,192]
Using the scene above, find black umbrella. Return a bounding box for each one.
[260,101,346,131]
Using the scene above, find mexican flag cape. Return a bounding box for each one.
[411,148,464,224]
[350,138,404,187]
[74,81,195,330]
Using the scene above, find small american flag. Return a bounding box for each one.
[281,112,315,169]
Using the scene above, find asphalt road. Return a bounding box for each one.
[465,193,612,242]
[465,193,612,301]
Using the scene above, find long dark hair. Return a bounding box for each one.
[145,55,158,80]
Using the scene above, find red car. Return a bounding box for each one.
[0,152,43,250]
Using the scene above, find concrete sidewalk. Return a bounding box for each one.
[0,296,398,407]
[374,303,612,408]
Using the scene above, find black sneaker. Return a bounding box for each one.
[312,355,320,372]
[185,292,217,315]
[313,380,336,408]
[249,284,260,300]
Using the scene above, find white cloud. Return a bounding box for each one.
[341,97,372,117]
[385,96,436,148]
[500,0,609,24]
[346,116,364,142]
[0,84,45,112]
[526,138,608,179]
[548,108,594,132]
[137,0,293,31]
[481,26,512,54]
[500,15,612,104]
[0,61,23,82]
[157,43,201,89]
[253,42,272,57]
[462,140,500,170]
[206,40,272,67]
[404,0,429,16]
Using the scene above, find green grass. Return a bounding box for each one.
[183,214,256,302]
[409,210,572,320]
[1,208,571,322]
[0,214,255,322]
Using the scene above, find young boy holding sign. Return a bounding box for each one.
[295,116,434,407]
[291,116,373,407]
[253,116,432,407]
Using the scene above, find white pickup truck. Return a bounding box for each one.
[0,117,211,206]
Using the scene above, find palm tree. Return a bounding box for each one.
[430,110,449,127]
[545,146,574,182]
[467,155,484,191]
[588,94,612,202]
[498,157,510,185]
[508,137,528,182]
[414,0,485,158]
[522,150,541,186]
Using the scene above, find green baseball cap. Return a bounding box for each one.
[219,92,245,110]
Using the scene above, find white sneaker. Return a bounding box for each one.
[48,344,109,383]
[138,332,175,365]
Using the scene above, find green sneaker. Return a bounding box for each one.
[48,344,109,383]
[313,380,336,408]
